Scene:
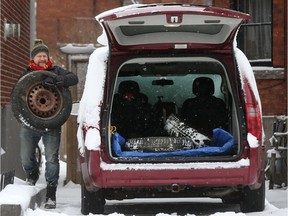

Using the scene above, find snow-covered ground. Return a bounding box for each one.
[0,160,286,216]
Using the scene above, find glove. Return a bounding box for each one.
[55,76,66,87]
[42,77,56,87]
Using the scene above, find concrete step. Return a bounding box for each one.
[0,185,46,216]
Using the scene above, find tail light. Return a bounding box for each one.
[244,79,262,139]
[246,104,262,139]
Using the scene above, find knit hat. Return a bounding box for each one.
[31,39,49,58]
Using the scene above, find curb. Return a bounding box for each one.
[0,187,46,216]
[0,204,21,216]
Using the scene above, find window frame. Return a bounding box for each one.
[234,0,272,66]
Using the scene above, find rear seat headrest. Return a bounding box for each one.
[192,77,215,96]
[118,80,140,95]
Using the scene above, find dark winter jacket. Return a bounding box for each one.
[21,66,78,88]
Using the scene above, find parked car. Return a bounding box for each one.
[77,3,266,215]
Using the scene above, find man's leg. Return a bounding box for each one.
[19,127,41,185]
[42,127,61,209]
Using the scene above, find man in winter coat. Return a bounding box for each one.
[18,39,78,209]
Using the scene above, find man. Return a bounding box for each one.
[18,39,78,209]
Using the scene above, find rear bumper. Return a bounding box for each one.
[80,148,264,191]
[100,164,250,187]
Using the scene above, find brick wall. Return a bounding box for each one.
[272,0,285,67]
[1,0,31,180]
[257,79,287,115]
[214,0,232,8]
[36,0,101,68]
[0,0,30,107]
[266,0,286,115]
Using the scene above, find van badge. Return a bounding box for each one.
[171,16,179,23]
[166,14,182,24]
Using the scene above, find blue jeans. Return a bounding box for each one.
[20,127,61,186]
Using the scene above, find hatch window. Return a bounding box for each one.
[120,24,224,36]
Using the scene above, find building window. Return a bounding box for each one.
[234,0,272,66]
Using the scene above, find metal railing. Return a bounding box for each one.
[266,115,287,189]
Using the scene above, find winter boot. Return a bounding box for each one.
[44,185,57,209]
[26,168,40,186]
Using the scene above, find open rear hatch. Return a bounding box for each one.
[98,4,250,162]
[97,4,250,51]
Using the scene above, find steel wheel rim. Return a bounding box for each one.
[27,84,62,119]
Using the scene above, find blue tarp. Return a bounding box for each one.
[112,128,235,157]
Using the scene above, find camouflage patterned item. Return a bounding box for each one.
[125,137,195,152]
[124,114,211,152]
[164,114,211,148]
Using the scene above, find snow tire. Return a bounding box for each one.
[11,71,72,131]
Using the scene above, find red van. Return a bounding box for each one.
[77,4,266,214]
